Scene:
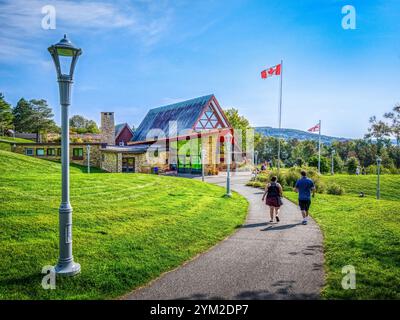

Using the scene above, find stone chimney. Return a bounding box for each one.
[101,112,115,145]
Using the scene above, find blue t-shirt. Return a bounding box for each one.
[295,177,315,200]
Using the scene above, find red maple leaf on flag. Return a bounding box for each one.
[261,64,281,79]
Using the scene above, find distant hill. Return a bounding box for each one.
[254,127,350,144]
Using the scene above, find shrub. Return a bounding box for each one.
[254,181,265,189]
[246,181,265,189]
[285,167,325,193]
[267,169,286,186]
[255,174,269,183]
[365,165,392,175]
[285,167,301,187]
[326,183,345,195]
[316,180,326,194]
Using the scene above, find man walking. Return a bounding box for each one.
[294,170,316,225]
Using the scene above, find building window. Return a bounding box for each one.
[57,148,61,156]
[72,148,84,160]
[25,148,34,156]
[47,148,56,156]
[36,148,45,156]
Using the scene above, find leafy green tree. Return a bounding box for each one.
[86,120,100,133]
[332,154,344,173]
[0,93,13,135]
[225,108,251,151]
[28,99,59,141]
[354,139,377,168]
[308,155,329,173]
[331,140,355,162]
[13,98,58,141]
[12,98,32,133]
[69,115,86,129]
[69,115,100,134]
[384,104,400,146]
[365,116,392,155]
[346,156,359,174]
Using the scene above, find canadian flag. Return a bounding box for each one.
[308,123,320,133]
[261,64,281,79]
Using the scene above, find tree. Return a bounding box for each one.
[224,108,251,152]
[332,154,344,173]
[365,116,392,155]
[12,98,32,133]
[346,156,359,174]
[69,115,100,134]
[384,104,400,146]
[69,115,86,130]
[308,155,330,173]
[29,99,59,141]
[0,93,13,135]
[13,98,58,141]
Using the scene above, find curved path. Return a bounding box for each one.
[123,173,324,300]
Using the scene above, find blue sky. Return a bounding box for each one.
[0,0,399,138]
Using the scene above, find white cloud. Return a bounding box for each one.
[0,0,174,63]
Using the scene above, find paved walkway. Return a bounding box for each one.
[123,173,324,300]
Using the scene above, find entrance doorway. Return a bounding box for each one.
[122,157,135,173]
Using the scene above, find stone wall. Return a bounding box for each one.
[100,152,118,172]
[13,143,102,168]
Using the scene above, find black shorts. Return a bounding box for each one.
[299,199,311,211]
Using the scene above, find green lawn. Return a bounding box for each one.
[0,136,34,143]
[0,150,248,299]
[323,174,400,201]
[285,173,400,299]
[0,136,33,152]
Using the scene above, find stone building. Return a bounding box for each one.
[11,94,239,175]
[99,94,235,174]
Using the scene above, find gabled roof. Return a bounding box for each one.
[132,94,229,142]
[115,123,133,138]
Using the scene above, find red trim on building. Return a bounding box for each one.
[116,125,134,145]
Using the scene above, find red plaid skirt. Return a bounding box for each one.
[266,196,281,208]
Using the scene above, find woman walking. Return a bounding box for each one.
[262,176,283,222]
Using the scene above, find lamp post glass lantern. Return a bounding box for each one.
[48,35,82,276]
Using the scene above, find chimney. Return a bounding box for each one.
[101,112,115,145]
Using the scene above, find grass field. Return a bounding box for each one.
[323,174,400,201]
[285,173,400,299]
[0,136,33,152]
[0,150,248,299]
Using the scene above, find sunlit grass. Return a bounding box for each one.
[285,189,400,299]
[0,150,248,299]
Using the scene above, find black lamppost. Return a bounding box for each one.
[48,35,82,276]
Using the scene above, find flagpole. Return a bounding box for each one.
[277,59,283,173]
[318,119,321,173]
